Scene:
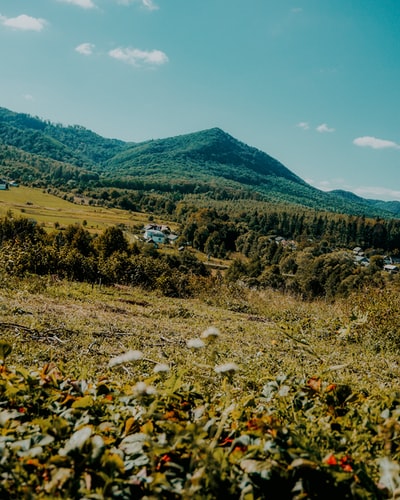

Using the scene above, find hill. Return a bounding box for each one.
[0,106,398,218]
[330,189,400,217]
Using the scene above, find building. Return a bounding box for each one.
[144,229,166,244]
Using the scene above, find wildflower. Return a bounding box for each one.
[154,363,170,374]
[108,350,143,368]
[201,326,220,340]
[339,455,353,472]
[378,457,400,494]
[214,362,239,374]
[323,453,338,466]
[187,338,205,349]
[133,381,157,396]
[278,385,290,397]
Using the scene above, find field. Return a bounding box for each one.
[0,186,168,233]
[1,271,400,498]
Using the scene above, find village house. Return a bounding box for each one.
[354,255,369,267]
[0,180,9,190]
[353,246,364,256]
[144,229,167,245]
[384,264,399,274]
[143,223,178,245]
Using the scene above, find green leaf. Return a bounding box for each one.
[71,395,93,409]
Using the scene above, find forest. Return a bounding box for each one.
[0,203,399,302]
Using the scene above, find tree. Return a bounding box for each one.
[95,226,128,259]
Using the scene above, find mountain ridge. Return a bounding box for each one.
[0,106,399,218]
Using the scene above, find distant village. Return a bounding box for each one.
[1,178,399,275]
[140,225,399,273]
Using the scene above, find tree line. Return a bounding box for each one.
[1,210,399,301]
[0,216,209,298]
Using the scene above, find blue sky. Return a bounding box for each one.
[0,0,399,200]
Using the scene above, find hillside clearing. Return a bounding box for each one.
[0,186,161,232]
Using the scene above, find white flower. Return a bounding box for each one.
[153,363,170,373]
[187,338,205,349]
[378,457,400,494]
[214,362,239,374]
[278,385,290,397]
[133,381,157,396]
[201,326,220,340]
[108,350,143,368]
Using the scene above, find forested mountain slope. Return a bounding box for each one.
[0,106,399,218]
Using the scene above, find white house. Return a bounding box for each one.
[384,264,399,274]
[144,229,166,244]
[0,180,9,190]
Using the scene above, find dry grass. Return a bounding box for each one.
[0,186,172,233]
[1,274,398,399]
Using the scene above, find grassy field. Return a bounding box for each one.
[1,274,400,497]
[1,193,400,496]
[0,275,398,391]
[0,186,168,233]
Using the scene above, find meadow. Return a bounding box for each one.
[0,186,162,233]
[1,271,400,498]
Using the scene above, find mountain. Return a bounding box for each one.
[0,106,398,218]
[330,189,400,218]
[0,107,128,166]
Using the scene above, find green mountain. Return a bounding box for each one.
[0,106,398,218]
[0,107,128,167]
[330,189,400,218]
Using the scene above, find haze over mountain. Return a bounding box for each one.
[0,106,399,218]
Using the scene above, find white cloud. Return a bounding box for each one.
[141,0,159,10]
[353,136,400,150]
[316,123,335,133]
[117,0,159,9]
[353,186,400,201]
[308,177,400,201]
[0,14,47,31]
[23,94,34,101]
[109,47,168,66]
[296,122,309,130]
[57,0,96,8]
[307,178,350,192]
[75,42,95,55]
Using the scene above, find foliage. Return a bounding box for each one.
[0,215,208,297]
[0,350,399,498]
[0,267,399,497]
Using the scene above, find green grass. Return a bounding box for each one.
[0,274,398,395]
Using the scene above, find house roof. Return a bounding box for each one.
[145,229,165,237]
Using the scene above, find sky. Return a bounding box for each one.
[0,0,399,201]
